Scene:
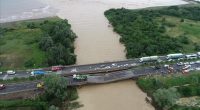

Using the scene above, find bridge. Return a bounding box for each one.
[1,62,200,95]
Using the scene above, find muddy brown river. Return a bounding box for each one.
[40,0,187,110]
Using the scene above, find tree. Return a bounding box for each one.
[39,36,54,51]
[153,87,180,110]
[43,74,68,102]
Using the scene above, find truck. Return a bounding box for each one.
[31,70,46,76]
[73,74,88,81]
[186,54,197,59]
[139,56,159,62]
[167,53,184,59]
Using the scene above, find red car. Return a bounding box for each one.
[51,66,63,72]
[0,84,5,90]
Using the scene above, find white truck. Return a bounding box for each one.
[186,54,198,59]
[167,53,184,60]
[139,56,159,62]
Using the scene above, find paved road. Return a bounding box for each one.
[1,61,200,94]
[0,81,38,94]
[1,52,199,80]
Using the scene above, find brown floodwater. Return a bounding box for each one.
[40,0,187,110]
[77,80,154,110]
[41,0,186,65]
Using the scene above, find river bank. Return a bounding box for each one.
[39,0,186,110]
[1,0,188,110]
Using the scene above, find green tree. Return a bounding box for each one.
[43,74,68,102]
[153,87,180,109]
[39,36,54,51]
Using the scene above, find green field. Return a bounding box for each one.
[0,17,76,70]
[160,16,200,53]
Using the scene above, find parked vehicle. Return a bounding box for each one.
[51,66,63,72]
[31,70,46,76]
[0,84,6,90]
[7,70,15,75]
[0,72,3,75]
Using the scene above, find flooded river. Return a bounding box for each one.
[2,0,187,110]
[77,80,154,110]
[40,0,186,110]
[41,0,187,65]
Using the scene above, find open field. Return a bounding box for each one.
[0,17,76,70]
[161,16,200,53]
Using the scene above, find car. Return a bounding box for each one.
[111,63,117,66]
[189,62,195,65]
[177,62,184,66]
[0,72,3,75]
[71,68,77,72]
[182,65,191,70]
[184,62,189,65]
[37,82,44,89]
[195,61,200,64]
[51,66,62,72]
[0,84,5,90]
[164,64,169,67]
[7,70,15,75]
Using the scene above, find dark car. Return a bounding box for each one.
[0,84,5,90]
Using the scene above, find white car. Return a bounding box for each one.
[71,68,77,72]
[195,61,200,64]
[177,62,184,66]
[7,70,15,75]
[189,62,195,65]
[0,72,2,75]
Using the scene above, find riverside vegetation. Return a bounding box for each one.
[105,5,200,58]
[0,17,76,70]
[0,74,81,110]
[137,71,200,110]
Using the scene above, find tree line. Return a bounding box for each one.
[104,5,200,58]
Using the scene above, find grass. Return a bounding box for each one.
[158,15,200,53]
[176,96,200,107]
[0,17,61,70]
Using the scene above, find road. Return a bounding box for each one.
[1,61,199,94]
[0,59,141,80]
[0,81,38,94]
[0,52,199,80]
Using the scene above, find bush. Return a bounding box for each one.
[24,58,35,68]
[153,87,180,109]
